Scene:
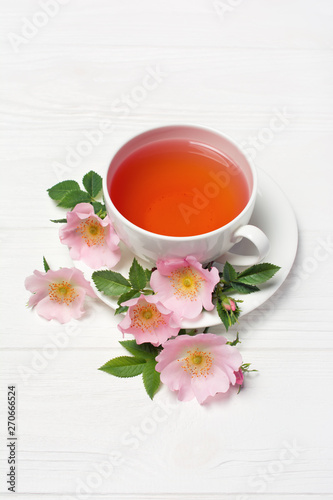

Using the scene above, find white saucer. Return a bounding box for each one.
[75,168,298,328]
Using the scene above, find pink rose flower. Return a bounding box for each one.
[234,368,244,386]
[118,294,180,346]
[150,256,220,320]
[59,203,121,269]
[155,333,242,404]
[25,267,96,323]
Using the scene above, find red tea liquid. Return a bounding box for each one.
[109,139,250,237]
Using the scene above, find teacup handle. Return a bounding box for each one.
[216,225,270,267]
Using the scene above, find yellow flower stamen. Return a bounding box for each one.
[179,348,213,378]
[131,302,166,332]
[143,310,152,320]
[48,281,78,305]
[169,266,204,301]
[77,217,105,247]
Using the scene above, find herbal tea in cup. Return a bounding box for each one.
[103,125,269,265]
[110,138,250,237]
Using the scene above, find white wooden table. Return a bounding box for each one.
[1,1,333,498]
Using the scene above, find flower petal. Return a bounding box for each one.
[67,203,94,220]
[34,295,84,323]
[191,367,230,404]
[159,360,188,390]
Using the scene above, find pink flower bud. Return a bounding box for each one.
[234,369,244,386]
[223,298,236,312]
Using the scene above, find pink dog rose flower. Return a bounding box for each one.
[118,294,180,346]
[25,267,96,323]
[150,256,220,320]
[60,203,121,269]
[155,333,242,404]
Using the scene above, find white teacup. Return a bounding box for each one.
[103,125,269,266]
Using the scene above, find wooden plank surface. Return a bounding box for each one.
[1,0,333,497]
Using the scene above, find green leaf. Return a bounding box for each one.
[50,218,67,223]
[230,281,260,294]
[92,270,131,296]
[178,328,198,336]
[117,290,141,306]
[216,300,231,331]
[142,360,161,399]
[145,268,153,284]
[119,340,158,360]
[83,171,103,198]
[115,305,128,315]
[129,258,147,290]
[47,180,80,200]
[223,261,237,282]
[178,328,187,336]
[57,190,91,209]
[236,263,280,285]
[91,201,105,214]
[99,356,146,377]
[43,256,50,272]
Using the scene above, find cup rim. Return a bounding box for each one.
[102,124,258,242]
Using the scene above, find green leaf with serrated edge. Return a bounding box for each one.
[119,340,158,359]
[236,263,280,285]
[129,258,147,290]
[92,270,131,296]
[57,190,91,209]
[230,281,260,294]
[47,180,80,200]
[223,261,237,282]
[99,356,146,378]
[216,300,230,331]
[83,171,103,198]
[142,360,161,399]
[50,218,67,223]
[115,305,128,315]
[43,256,50,272]
[145,268,153,284]
[117,290,140,306]
[91,201,105,214]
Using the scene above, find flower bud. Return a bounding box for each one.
[234,369,244,385]
[223,298,236,312]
